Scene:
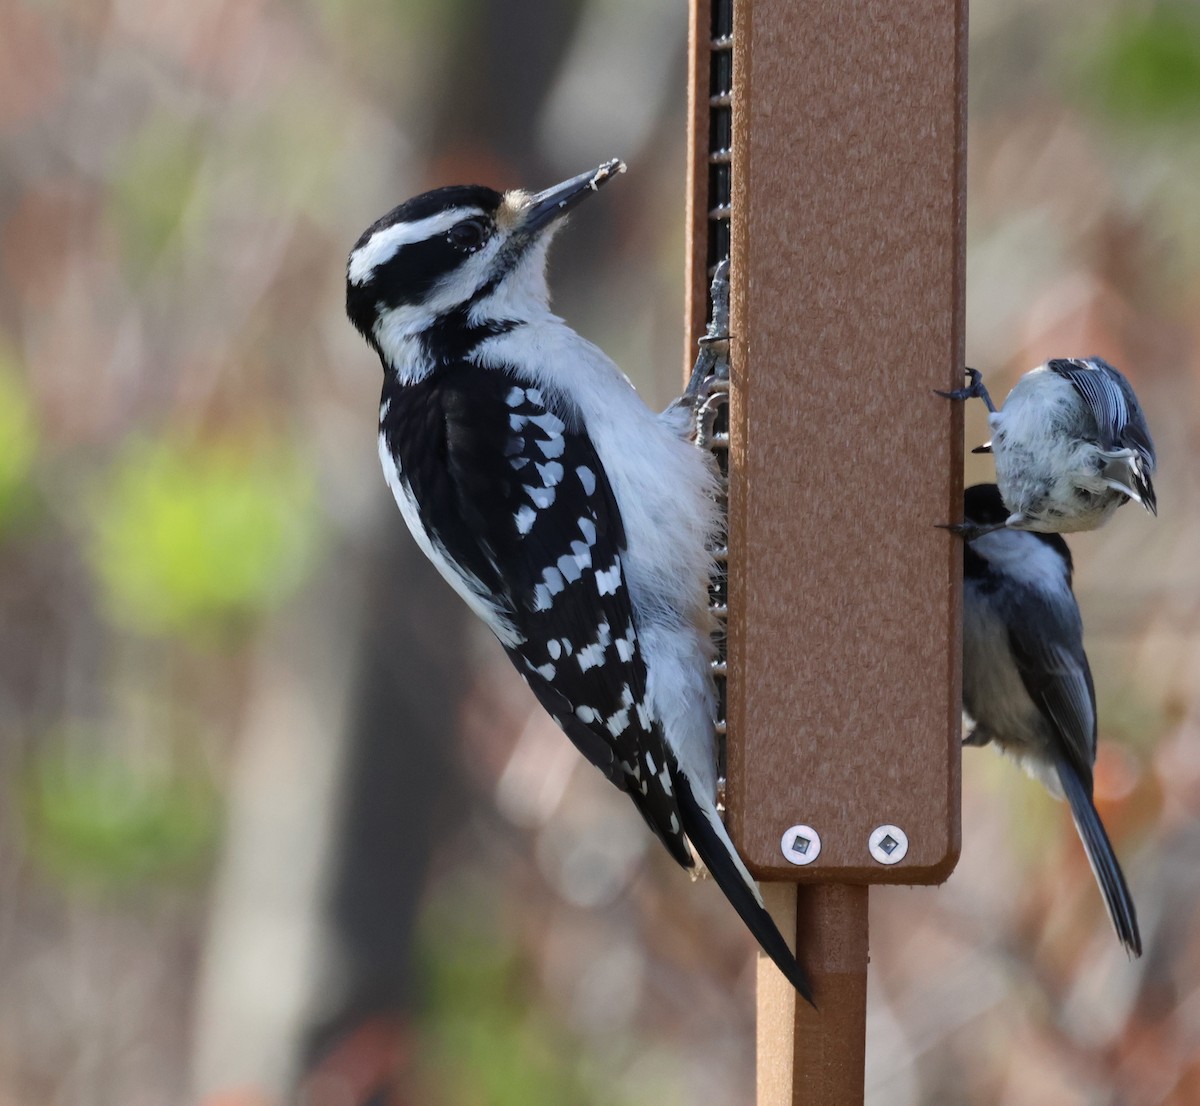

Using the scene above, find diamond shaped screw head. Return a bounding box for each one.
[868,824,909,864]
[780,824,821,865]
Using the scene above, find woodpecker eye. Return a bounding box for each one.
[447,219,489,252]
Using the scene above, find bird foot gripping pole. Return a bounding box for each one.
[936,366,998,413]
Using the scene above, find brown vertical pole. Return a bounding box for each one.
[687,0,967,1102]
[757,886,869,1106]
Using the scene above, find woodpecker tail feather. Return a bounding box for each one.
[1056,756,1142,957]
[674,771,816,1005]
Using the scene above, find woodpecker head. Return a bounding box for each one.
[346,159,625,356]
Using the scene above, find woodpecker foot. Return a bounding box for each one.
[703,258,730,350]
[684,259,731,399]
[935,367,998,413]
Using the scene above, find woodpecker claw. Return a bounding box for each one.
[684,260,732,400]
[705,258,731,350]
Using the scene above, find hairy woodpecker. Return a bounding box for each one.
[961,483,1141,956]
[345,161,812,1001]
[940,358,1156,537]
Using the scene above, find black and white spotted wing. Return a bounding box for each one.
[380,361,694,868]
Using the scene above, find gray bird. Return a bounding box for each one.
[941,357,1156,537]
[960,483,1141,956]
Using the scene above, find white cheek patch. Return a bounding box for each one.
[468,237,553,323]
[369,240,507,373]
[348,207,478,285]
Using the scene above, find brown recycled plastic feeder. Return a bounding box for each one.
[684,1,968,1101]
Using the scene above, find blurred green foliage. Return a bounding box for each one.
[0,351,37,530]
[228,90,346,219]
[1079,4,1200,123]
[313,0,470,94]
[417,886,609,1106]
[110,116,208,280]
[21,743,220,894]
[87,435,320,641]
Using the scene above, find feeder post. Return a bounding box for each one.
[686,1,968,1102]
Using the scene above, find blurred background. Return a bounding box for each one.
[0,0,1198,1103]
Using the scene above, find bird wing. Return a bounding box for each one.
[380,361,694,867]
[1004,581,1097,790]
[1047,358,1155,464]
[1047,357,1157,512]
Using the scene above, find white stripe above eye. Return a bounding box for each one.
[348,207,478,285]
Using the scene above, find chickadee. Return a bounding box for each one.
[960,483,1141,955]
[941,358,1156,536]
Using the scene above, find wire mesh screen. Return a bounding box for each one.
[706,0,733,791]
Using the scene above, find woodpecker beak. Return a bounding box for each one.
[519,159,625,235]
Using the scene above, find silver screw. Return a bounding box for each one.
[868,824,908,864]
[780,824,821,865]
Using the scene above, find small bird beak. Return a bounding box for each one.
[520,159,626,235]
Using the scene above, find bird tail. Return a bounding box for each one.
[1055,755,1142,957]
[1099,451,1157,516]
[674,771,815,1005]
